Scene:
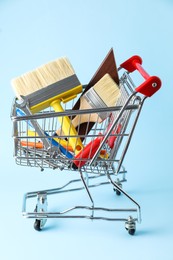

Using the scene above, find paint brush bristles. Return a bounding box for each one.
[92,73,120,107]
[11,57,84,154]
[11,57,76,99]
[68,73,121,133]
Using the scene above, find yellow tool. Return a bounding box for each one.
[11,57,84,154]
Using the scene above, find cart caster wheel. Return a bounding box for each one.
[125,216,136,236]
[113,188,121,196]
[113,179,122,195]
[34,219,42,231]
[116,190,121,196]
[128,228,136,235]
[34,218,47,231]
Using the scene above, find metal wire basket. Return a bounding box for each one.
[11,55,161,234]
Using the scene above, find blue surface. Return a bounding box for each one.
[0,0,173,259]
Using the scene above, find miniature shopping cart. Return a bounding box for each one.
[11,55,161,235]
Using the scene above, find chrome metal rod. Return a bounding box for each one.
[106,170,141,223]
[80,171,94,210]
[23,212,135,222]
[18,102,51,149]
[90,92,137,165]
[12,105,139,122]
[24,174,110,198]
[116,97,147,174]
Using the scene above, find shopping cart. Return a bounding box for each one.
[11,55,161,235]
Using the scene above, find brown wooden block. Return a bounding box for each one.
[73,48,119,140]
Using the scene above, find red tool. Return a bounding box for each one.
[73,135,104,168]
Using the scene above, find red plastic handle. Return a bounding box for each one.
[107,123,122,149]
[120,55,162,97]
[73,135,104,168]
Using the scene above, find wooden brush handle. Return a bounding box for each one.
[71,48,119,140]
[72,96,102,128]
[56,96,102,137]
[51,100,83,154]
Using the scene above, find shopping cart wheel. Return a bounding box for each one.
[34,218,47,231]
[125,216,136,235]
[113,180,122,195]
[33,193,48,231]
[128,228,136,235]
[34,219,42,231]
[113,188,121,196]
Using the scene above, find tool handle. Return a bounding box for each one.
[28,130,74,152]
[73,135,104,168]
[120,55,162,97]
[44,132,73,159]
[71,95,101,128]
[56,96,101,138]
[20,141,43,149]
[51,100,83,154]
[27,129,73,158]
[107,123,122,149]
[72,112,101,129]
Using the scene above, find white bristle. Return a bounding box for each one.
[93,73,120,107]
[11,57,75,99]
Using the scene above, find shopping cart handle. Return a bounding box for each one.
[120,55,143,74]
[120,55,162,97]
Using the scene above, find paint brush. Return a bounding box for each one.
[71,74,121,169]
[11,57,84,154]
[67,74,120,131]
[56,73,120,137]
[71,48,119,139]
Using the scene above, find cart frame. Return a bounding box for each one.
[11,55,161,235]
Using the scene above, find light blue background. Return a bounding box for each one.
[0,0,173,259]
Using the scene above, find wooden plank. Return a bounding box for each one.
[72,48,119,140]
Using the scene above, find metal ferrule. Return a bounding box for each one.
[84,88,110,121]
[26,75,81,108]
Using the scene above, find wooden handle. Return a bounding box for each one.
[56,96,102,137]
[72,96,101,128]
